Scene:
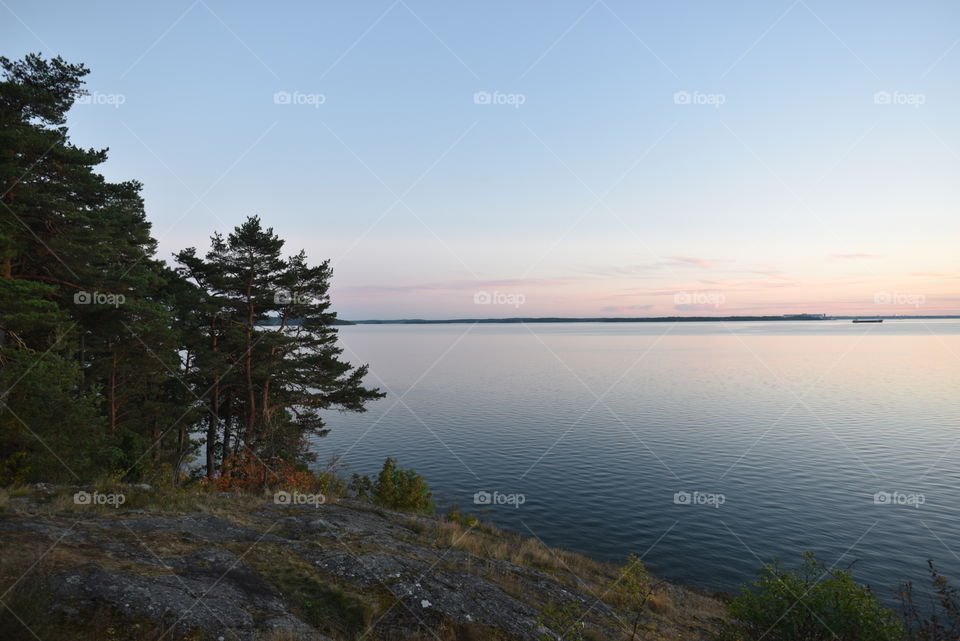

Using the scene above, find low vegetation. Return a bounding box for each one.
[2,480,957,641]
[349,457,434,514]
[0,482,728,641]
[899,561,960,640]
[718,551,904,641]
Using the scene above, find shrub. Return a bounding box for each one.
[350,457,433,514]
[900,560,960,640]
[212,452,319,493]
[721,551,903,641]
[349,471,373,500]
[447,505,480,528]
[608,554,653,640]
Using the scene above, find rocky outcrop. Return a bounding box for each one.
[0,492,725,640]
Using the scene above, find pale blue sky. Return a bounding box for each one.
[3,1,958,317]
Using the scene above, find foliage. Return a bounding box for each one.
[537,599,587,641]
[297,578,373,640]
[0,53,194,481]
[446,505,480,528]
[0,53,382,487]
[350,457,433,514]
[211,451,319,493]
[608,554,653,640]
[349,472,373,500]
[900,560,960,640]
[174,216,383,479]
[720,551,904,641]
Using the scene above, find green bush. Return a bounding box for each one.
[720,551,903,641]
[350,457,433,514]
[608,554,653,640]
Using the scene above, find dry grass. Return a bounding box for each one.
[0,486,728,641]
[0,527,184,641]
[0,482,270,523]
[422,516,619,589]
[648,589,675,614]
[410,513,726,640]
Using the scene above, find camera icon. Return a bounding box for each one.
[873,491,892,505]
[873,292,891,304]
[473,91,492,105]
[74,291,92,304]
[73,491,92,505]
[274,291,293,305]
[274,91,291,105]
[873,91,891,105]
[473,291,492,305]
[473,491,492,505]
[673,292,692,305]
[673,491,692,505]
[274,491,292,505]
[673,91,691,105]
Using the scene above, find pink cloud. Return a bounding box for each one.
[600,304,655,312]
[674,303,724,312]
[337,277,572,295]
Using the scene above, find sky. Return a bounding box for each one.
[3,0,959,318]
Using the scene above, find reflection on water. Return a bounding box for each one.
[310,320,960,600]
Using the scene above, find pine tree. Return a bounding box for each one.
[2,54,381,485]
[0,54,189,481]
[176,216,383,478]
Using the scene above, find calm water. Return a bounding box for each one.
[309,320,960,601]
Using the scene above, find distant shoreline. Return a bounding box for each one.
[336,315,959,325]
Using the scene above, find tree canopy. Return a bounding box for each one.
[0,53,381,485]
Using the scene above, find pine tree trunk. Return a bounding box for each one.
[173,422,188,484]
[206,324,219,478]
[221,396,233,468]
[152,422,162,462]
[109,351,118,433]
[207,387,219,478]
[244,279,256,444]
[261,377,271,427]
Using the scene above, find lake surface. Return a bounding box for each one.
[309,320,960,601]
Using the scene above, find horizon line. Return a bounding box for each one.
[336,314,960,325]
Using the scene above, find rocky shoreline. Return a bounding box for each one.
[0,485,725,640]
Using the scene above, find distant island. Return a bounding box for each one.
[334,314,959,325]
[258,314,960,327]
